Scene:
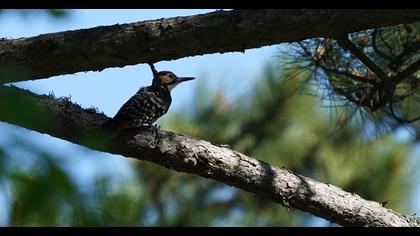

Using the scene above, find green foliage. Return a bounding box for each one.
[46,10,68,17]
[0,9,69,19]
[289,23,420,135]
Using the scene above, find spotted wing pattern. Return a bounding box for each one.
[107,86,172,130]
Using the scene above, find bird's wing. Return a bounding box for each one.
[111,89,158,125]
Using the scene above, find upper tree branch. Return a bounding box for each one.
[1,9,420,83]
[0,84,419,227]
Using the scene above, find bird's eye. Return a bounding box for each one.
[168,74,174,78]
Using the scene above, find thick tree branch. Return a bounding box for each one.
[1,85,419,227]
[1,9,420,83]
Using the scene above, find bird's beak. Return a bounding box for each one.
[177,77,195,83]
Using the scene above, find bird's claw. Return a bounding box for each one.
[148,124,160,147]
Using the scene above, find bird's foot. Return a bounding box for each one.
[148,124,160,147]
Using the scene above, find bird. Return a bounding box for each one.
[103,63,195,132]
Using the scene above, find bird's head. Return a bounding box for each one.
[153,71,195,91]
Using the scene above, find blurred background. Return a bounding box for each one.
[0,9,419,226]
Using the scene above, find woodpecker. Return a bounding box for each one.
[103,63,195,131]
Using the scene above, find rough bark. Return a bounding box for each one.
[1,85,419,227]
[1,9,420,83]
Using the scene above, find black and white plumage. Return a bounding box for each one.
[103,64,195,131]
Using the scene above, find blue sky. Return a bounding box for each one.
[0,9,418,226]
